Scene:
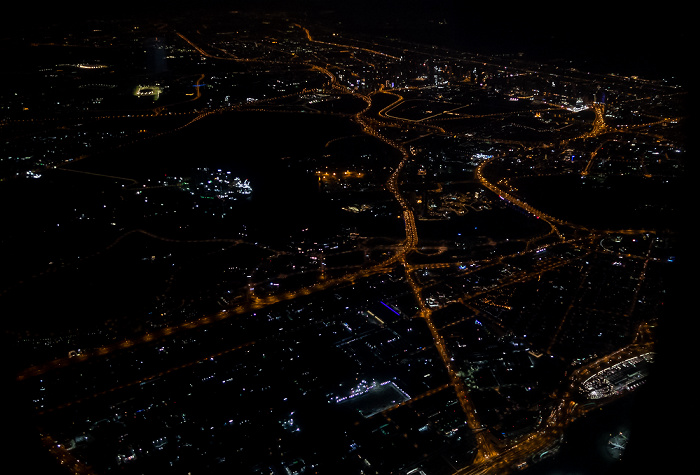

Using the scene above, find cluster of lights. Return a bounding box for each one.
[330,379,410,405]
[163,168,252,201]
[581,352,654,399]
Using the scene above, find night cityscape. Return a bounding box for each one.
[2,3,689,475]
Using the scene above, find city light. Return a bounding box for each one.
[4,8,682,475]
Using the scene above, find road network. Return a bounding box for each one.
[13,22,671,475]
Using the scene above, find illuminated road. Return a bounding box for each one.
[11,22,674,475]
[16,24,495,466]
[294,24,401,61]
[289,30,490,453]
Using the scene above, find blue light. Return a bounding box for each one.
[380,301,401,316]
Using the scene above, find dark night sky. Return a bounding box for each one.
[3,1,690,80]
